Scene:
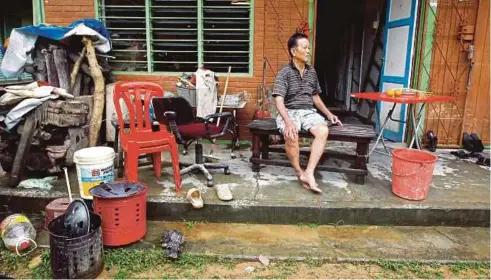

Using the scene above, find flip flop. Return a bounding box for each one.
[186,188,204,209]
[216,184,233,201]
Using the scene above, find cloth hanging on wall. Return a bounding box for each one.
[195,68,218,118]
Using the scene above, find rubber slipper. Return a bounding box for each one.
[186,188,204,209]
[216,184,233,201]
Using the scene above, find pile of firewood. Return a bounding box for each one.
[25,36,114,146]
[0,36,115,177]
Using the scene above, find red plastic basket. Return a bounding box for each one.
[91,181,147,246]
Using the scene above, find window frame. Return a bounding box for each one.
[95,0,254,77]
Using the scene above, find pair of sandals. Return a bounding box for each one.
[186,185,233,209]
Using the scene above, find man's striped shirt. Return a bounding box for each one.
[272,62,322,110]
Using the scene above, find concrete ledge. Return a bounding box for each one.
[1,194,488,227]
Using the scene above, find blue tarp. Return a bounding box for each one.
[17,19,111,42]
[1,19,111,78]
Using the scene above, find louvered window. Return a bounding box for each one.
[97,0,252,74]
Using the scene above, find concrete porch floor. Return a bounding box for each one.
[0,142,489,226]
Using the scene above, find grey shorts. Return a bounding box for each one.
[276,109,329,133]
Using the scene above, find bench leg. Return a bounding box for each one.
[355,142,369,185]
[260,135,269,160]
[251,135,261,172]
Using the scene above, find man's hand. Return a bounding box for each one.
[329,114,343,126]
[283,120,298,140]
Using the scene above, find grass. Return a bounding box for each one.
[376,260,490,279]
[181,218,198,230]
[1,243,489,279]
[30,251,52,279]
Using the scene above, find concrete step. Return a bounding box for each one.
[36,221,490,262]
[0,145,489,227]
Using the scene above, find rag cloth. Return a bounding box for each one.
[195,68,217,118]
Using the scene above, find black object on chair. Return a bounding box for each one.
[152,96,236,187]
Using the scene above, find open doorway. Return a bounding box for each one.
[314,0,386,116]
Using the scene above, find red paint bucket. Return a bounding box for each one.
[391,148,438,201]
[90,181,147,246]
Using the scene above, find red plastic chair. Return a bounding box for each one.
[113,81,181,192]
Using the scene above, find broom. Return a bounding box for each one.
[204,66,232,162]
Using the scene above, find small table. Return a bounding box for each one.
[351,92,456,155]
[215,101,247,149]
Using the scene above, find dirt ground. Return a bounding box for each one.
[1,248,489,279]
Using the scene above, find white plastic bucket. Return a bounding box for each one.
[73,147,115,199]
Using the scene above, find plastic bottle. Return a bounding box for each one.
[0,214,37,256]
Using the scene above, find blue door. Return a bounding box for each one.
[378,0,419,141]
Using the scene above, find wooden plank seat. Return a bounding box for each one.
[247,118,376,184]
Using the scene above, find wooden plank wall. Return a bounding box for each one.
[461,0,490,144]
[423,0,489,145]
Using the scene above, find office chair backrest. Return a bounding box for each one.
[152,96,195,125]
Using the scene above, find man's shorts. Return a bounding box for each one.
[276,109,329,134]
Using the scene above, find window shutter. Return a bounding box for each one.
[151,0,199,72]
[202,0,251,73]
[100,0,148,72]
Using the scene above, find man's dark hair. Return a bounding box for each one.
[287,32,309,58]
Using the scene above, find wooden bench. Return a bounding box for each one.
[247,118,376,184]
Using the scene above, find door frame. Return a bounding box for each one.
[377,0,419,141]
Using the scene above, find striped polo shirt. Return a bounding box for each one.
[272,62,322,110]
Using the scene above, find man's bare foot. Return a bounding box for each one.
[300,172,322,194]
[295,170,311,190]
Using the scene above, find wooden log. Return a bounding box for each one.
[72,72,82,97]
[82,37,105,147]
[68,52,91,76]
[33,49,47,82]
[70,47,86,92]
[42,49,59,87]
[53,48,70,91]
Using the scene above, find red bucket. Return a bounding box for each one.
[391,148,438,201]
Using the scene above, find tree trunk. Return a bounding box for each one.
[82,37,105,147]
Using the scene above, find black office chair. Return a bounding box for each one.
[152,96,237,187]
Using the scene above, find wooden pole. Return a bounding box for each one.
[82,37,105,147]
[216,66,232,126]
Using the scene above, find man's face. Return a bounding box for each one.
[291,38,310,63]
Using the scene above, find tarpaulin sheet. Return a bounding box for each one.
[1,19,111,78]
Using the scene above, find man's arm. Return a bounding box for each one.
[312,94,333,119]
[313,94,343,126]
[272,69,297,140]
[311,68,342,126]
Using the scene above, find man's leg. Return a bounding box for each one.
[277,111,309,190]
[300,124,329,193]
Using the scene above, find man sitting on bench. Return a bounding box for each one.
[273,32,343,194]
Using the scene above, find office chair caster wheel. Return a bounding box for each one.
[224,167,231,175]
[207,180,214,187]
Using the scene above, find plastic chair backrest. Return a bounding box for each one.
[113,81,163,135]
